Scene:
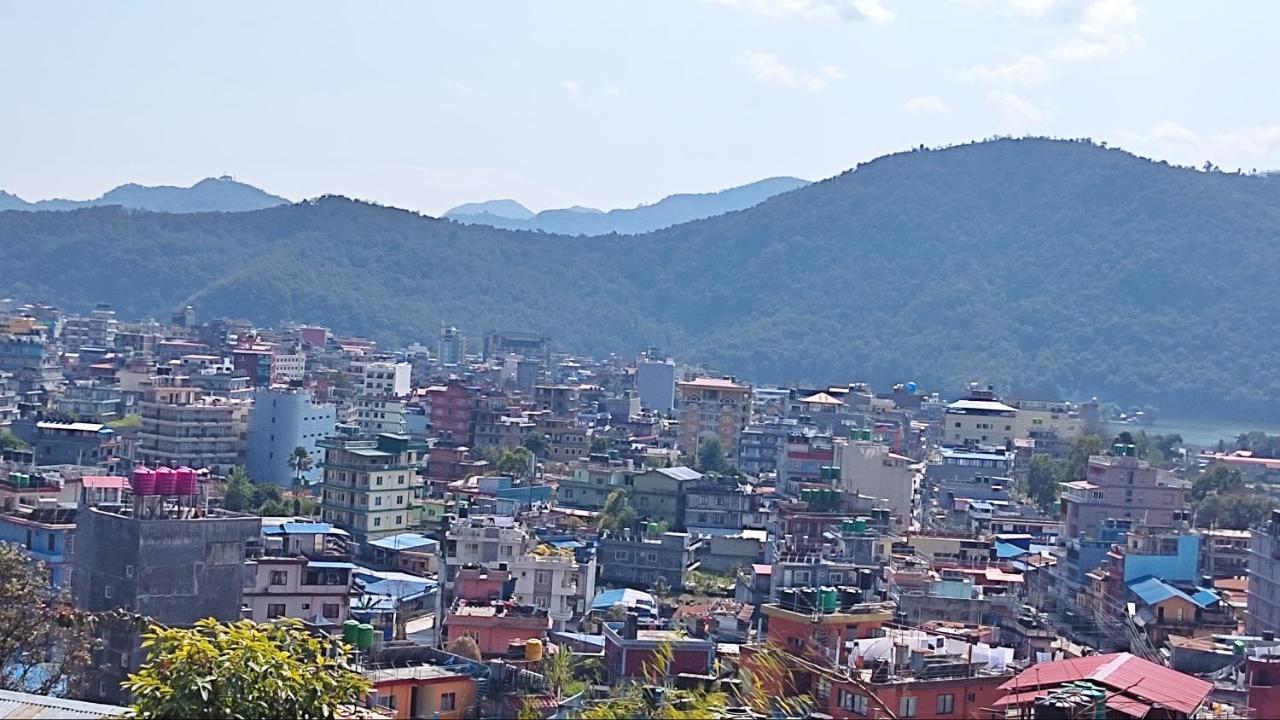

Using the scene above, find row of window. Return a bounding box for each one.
[265,602,341,619]
[835,690,958,716]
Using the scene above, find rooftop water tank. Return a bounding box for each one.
[132,467,156,496]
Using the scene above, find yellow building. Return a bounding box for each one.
[677,377,750,464]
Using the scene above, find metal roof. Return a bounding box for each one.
[365,533,437,551]
[998,652,1212,717]
[656,466,702,481]
[0,690,125,719]
[945,399,1017,413]
[1127,575,1220,610]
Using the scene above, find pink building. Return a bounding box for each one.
[1061,444,1191,540]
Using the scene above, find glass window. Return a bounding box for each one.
[899,696,917,718]
[937,693,955,715]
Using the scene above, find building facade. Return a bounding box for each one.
[318,433,427,546]
[245,387,336,486]
[677,377,750,464]
[137,377,247,473]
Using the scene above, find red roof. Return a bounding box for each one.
[998,653,1211,717]
[81,475,129,490]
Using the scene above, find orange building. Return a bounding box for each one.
[366,665,477,720]
[763,601,894,661]
[445,601,550,657]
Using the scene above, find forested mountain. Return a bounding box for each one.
[0,176,288,213]
[444,176,809,235]
[3,138,1280,419]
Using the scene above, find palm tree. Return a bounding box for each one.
[287,447,314,491]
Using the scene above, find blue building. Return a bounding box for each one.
[0,504,77,587]
[246,387,336,487]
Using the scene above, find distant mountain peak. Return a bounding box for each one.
[0,177,289,214]
[445,175,810,235]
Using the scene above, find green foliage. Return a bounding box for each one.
[497,448,532,479]
[1132,431,1182,466]
[1195,492,1275,530]
[15,140,1280,418]
[221,467,253,512]
[0,543,94,694]
[541,648,575,699]
[1233,431,1280,458]
[1063,435,1105,482]
[0,430,26,451]
[522,431,549,458]
[287,447,313,488]
[123,618,370,719]
[696,437,726,473]
[1191,465,1246,501]
[106,414,142,429]
[590,436,610,455]
[598,489,636,533]
[1026,454,1060,510]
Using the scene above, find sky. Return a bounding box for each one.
[2,0,1278,215]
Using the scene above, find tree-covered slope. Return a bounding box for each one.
[2,138,1279,419]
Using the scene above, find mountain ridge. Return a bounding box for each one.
[444,176,809,235]
[0,176,289,213]
[2,138,1278,420]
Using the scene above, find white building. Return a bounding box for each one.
[271,351,307,383]
[445,515,530,577]
[242,556,355,624]
[511,552,597,630]
[362,361,411,398]
[636,358,676,413]
[837,436,918,527]
[942,387,1017,447]
[354,396,407,435]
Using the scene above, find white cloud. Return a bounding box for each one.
[1117,121,1280,171]
[1080,0,1139,37]
[738,51,842,91]
[712,0,893,24]
[904,95,951,114]
[1005,0,1065,17]
[449,81,478,96]
[987,90,1051,126]
[602,84,622,97]
[561,80,580,95]
[960,54,1050,85]
[1050,0,1142,62]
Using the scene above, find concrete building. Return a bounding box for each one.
[603,618,715,682]
[942,387,1017,447]
[1060,443,1191,540]
[426,382,471,442]
[635,357,676,413]
[137,376,247,474]
[61,304,118,351]
[246,386,336,486]
[438,324,466,366]
[0,328,62,398]
[1010,396,1085,441]
[363,361,412,398]
[0,371,16,427]
[318,433,427,546]
[677,377,750,465]
[0,502,76,587]
[837,434,918,527]
[72,505,260,704]
[1247,509,1280,635]
[11,419,117,468]
[444,515,530,580]
[242,555,356,624]
[510,550,597,629]
[557,460,639,512]
[354,396,408,435]
[55,380,125,422]
[737,419,800,476]
[599,529,700,590]
[535,416,590,463]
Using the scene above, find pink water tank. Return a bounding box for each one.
[132,467,156,496]
[154,466,177,495]
[175,466,197,496]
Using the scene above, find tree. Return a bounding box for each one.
[1195,492,1275,530]
[590,436,610,455]
[697,437,726,473]
[1026,454,1061,510]
[221,467,253,512]
[0,430,27,451]
[498,448,532,479]
[123,618,369,719]
[0,543,94,694]
[1063,435,1105,482]
[598,489,635,533]
[287,447,313,489]
[523,432,549,459]
[651,575,673,602]
[1192,465,1245,501]
[541,647,575,700]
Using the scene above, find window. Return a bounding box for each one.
[614,550,629,561]
[937,693,955,715]
[323,603,341,619]
[270,570,288,586]
[536,570,552,585]
[440,693,456,711]
[125,565,134,578]
[899,696,917,717]
[266,603,286,619]
[373,517,381,527]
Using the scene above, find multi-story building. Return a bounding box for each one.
[270,348,307,384]
[483,331,551,368]
[55,380,125,422]
[1010,396,1086,441]
[242,554,356,624]
[535,416,590,463]
[245,386,336,486]
[1061,443,1191,540]
[837,433,918,527]
[0,327,62,398]
[438,324,466,366]
[676,377,750,465]
[1201,528,1251,579]
[444,515,530,581]
[0,371,17,427]
[635,357,676,413]
[510,549,597,629]
[426,382,472,443]
[737,419,800,476]
[683,479,765,534]
[630,467,702,529]
[941,386,1017,447]
[61,304,118,351]
[557,460,639,512]
[11,419,117,468]
[599,529,701,590]
[362,361,412,398]
[318,433,426,546]
[776,431,835,496]
[0,502,76,587]
[1247,509,1280,635]
[353,396,408,435]
[73,505,260,704]
[137,376,247,474]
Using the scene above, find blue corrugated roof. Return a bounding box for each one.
[306,561,358,570]
[995,541,1029,559]
[591,588,656,612]
[365,533,436,550]
[264,522,347,536]
[1128,575,1221,609]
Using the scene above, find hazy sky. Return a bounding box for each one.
[2,0,1277,215]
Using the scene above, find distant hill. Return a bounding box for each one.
[0,177,288,213]
[444,176,809,235]
[5,139,1280,420]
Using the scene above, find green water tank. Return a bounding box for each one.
[819,586,838,613]
[356,623,375,651]
[853,517,868,533]
[342,620,360,645]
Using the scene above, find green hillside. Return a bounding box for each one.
[2,138,1279,419]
